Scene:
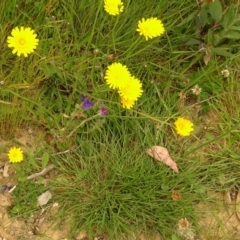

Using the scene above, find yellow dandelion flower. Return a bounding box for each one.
[7,26,39,57]
[174,117,194,137]
[105,62,131,89]
[104,0,124,16]
[121,97,136,109]
[136,17,165,41]
[118,76,143,101]
[8,147,23,163]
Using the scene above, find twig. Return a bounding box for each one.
[51,146,79,156]
[9,164,55,193]
[9,185,16,193]
[27,164,55,180]
[66,114,99,139]
[35,146,79,160]
[3,163,10,178]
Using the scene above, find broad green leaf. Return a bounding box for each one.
[212,34,220,46]
[42,152,50,168]
[224,30,240,39]
[199,8,208,27]
[220,4,236,29]
[211,47,234,58]
[209,0,222,22]
[27,150,38,168]
[17,172,27,182]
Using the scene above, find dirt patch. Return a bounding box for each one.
[198,191,240,240]
[0,203,75,240]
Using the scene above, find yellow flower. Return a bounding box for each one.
[7,26,39,57]
[118,76,143,101]
[105,62,131,89]
[121,97,136,109]
[104,0,124,16]
[136,17,165,41]
[174,117,194,137]
[8,147,23,163]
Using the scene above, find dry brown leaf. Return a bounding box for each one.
[146,146,179,173]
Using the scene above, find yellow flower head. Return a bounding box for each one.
[105,62,131,89]
[174,117,194,137]
[121,97,136,109]
[104,0,124,16]
[8,147,23,163]
[136,17,165,41]
[7,26,39,57]
[118,76,143,101]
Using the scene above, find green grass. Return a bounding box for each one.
[1,0,240,239]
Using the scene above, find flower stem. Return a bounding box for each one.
[66,114,99,139]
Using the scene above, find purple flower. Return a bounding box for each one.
[83,99,93,110]
[99,107,108,116]
[80,95,93,110]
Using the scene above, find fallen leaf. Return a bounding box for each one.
[37,190,52,207]
[146,146,179,173]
